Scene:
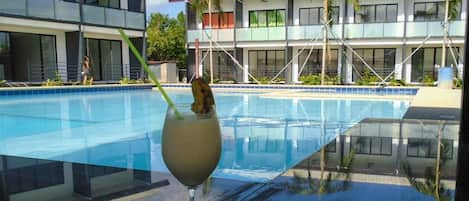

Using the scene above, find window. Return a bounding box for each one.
[298,49,338,76]
[85,0,120,9]
[85,39,122,81]
[355,4,398,23]
[414,2,460,21]
[407,138,453,159]
[128,0,144,12]
[352,48,396,81]
[249,10,285,27]
[203,12,234,29]
[202,51,236,81]
[248,50,285,79]
[351,136,392,155]
[299,7,340,25]
[411,47,460,82]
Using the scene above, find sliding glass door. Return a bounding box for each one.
[6,32,57,82]
[85,38,122,81]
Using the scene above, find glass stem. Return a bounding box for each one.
[189,187,196,201]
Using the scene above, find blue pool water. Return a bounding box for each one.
[0,90,410,182]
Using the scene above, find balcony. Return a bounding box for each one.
[236,27,286,41]
[82,5,145,30]
[0,0,80,22]
[288,25,342,40]
[406,20,465,38]
[345,22,405,39]
[187,29,235,43]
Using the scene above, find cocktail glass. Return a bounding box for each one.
[162,104,222,201]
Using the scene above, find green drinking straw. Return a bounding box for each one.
[119,29,184,120]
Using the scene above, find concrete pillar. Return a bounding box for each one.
[395,48,403,80]
[404,48,413,83]
[345,49,353,83]
[292,47,299,83]
[243,48,249,83]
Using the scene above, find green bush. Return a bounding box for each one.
[300,74,321,85]
[120,77,139,84]
[389,79,406,86]
[257,77,271,84]
[454,78,463,89]
[422,74,435,86]
[42,72,63,86]
[325,75,339,85]
[355,70,379,86]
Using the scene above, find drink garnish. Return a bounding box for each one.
[191,78,215,115]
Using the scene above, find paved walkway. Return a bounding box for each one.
[404,87,462,120]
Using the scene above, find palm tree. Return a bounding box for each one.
[320,0,361,85]
[189,0,223,84]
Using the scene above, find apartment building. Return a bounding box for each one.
[185,0,467,84]
[0,0,146,83]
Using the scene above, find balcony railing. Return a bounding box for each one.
[82,5,145,30]
[288,25,342,40]
[345,22,405,39]
[406,20,465,38]
[187,29,235,43]
[0,0,80,22]
[236,27,286,41]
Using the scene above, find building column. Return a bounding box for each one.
[395,48,403,80]
[291,47,299,83]
[404,48,413,84]
[243,48,249,83]
[345,48,353,84]
[337,46,343,83]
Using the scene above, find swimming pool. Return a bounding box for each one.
[0,89,410,182]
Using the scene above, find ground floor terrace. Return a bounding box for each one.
[0,17,145,84]
[187,41,465,85]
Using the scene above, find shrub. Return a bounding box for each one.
[257,77,270,84]
[389,79,406,86]
[300,74,321,85]
[355,70,379,86]
[422,75,435,86]
[454,78,463,89]
[42,71,63,86]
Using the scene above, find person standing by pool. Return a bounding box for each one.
[82,56,93,85]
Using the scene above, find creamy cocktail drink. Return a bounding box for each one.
[162,106,221,187]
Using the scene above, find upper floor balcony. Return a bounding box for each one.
[236,27,286,41]
[82,4,145,30]
[406,20,465,38]
[344,22,405,39]
[288,25,342,40]
[187,29,234,43]
[0,0,80,23]
[0,0,145,31]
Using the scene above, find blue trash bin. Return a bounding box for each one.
[438,67,453,89]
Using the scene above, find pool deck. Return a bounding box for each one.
[403,87,462,120]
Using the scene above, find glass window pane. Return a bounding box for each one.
[426,3,438,20]
[370,137,381,154]
[258,11,267,27]
[109,0,119,8]
[276,50,285,71]
[300,9,309,25]
[414,3,426,21]
[277,10,285,26]
[375,5,386,22]
[128,0,143,12]
[267,10,277,27]
[332,7,340,24]
[249,11,258,27]
[386,4,398,22]
[384,49,396,74]
[374,49,385,71]
[437,2,445,20]
[381,138,392,155]
[249,51,258,77]
[311,8,320,24]
[425,48,436,78]
[327,49,338,73]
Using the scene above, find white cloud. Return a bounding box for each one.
[147,0,169,6]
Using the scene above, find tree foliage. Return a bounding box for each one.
[147,12,186,69]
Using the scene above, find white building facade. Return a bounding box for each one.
[0,0,146,83]
[185,0,466,84]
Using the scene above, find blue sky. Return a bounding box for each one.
[147,0,185,18]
